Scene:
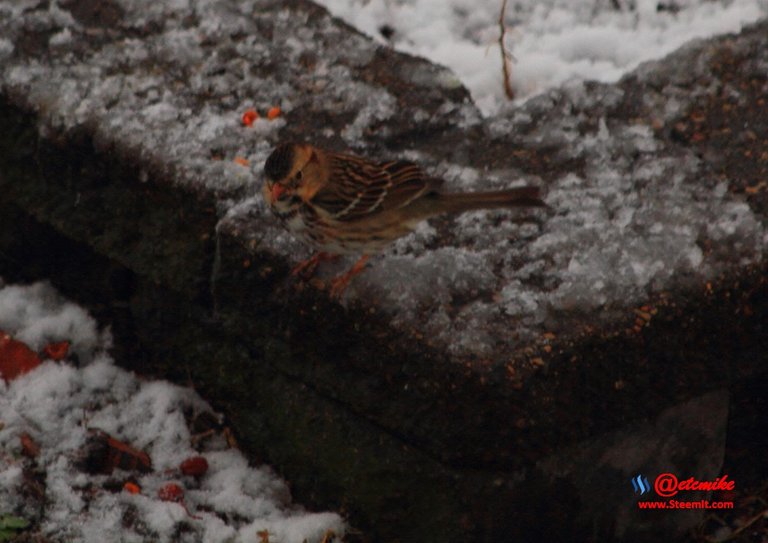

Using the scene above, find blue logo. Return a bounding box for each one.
[631,475,651,495]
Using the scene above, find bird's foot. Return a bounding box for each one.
[329,255,370,299]
[291,252,339,280]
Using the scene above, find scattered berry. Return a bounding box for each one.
[267,106,281,120]
[123,481,141,494]
[20,432,40,458]
[180,456,209,477]
[43,340,70,361]
[241,108,259,126]
[158,482,184,503]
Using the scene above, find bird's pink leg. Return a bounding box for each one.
[291,252,339,279]
[329,255,370,299]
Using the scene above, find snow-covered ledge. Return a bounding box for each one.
[1,1,766,540]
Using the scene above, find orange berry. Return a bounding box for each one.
[123,481,141,494]
[241,108,259,127]
[234,157,249,167]
[267,106,281,120]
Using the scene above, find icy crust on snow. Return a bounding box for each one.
[1,0,766,360]
[0,281,103,362]
[346,79,765,356]
[315,0,767,115]
[211,19,768,359]
[0,0,431,197]
[0,282,345,543]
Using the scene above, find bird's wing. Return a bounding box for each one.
[311,154,440,221]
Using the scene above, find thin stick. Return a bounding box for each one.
[704,508,768,542]
[499,0,515,100]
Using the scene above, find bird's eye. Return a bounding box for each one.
[295,170,303,181]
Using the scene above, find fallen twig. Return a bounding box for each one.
[704,508,768,542]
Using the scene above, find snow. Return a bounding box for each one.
[0,18,761,543]
[339,73,766,353]
[0,37,12,59]
[48,27,73,47]
[0,0,419,196]
[316,0,767,115]
[341,85,397,142]
[0,281,345,543]
[0,0,766,360]
[0,283,102,362]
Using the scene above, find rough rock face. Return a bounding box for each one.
[0,1,766,541]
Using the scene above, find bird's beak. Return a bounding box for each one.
[270,183,286,202]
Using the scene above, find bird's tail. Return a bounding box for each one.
[435,186,546,215]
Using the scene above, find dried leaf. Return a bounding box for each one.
[0,331,41,382]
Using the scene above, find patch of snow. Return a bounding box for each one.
[316,0,766,115]
[48,27,73,47]
[0,0,392,196]
[341,86,397,143]
[1,0,765,360]
[0,281,345,543]
[0,282,101,362]
[0,37,13,59]
[344,83,765,353]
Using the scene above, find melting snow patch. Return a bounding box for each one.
[316,0,766,115]
[345,80,765,354]
[0,281,345,543]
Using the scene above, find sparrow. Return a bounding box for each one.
[263,142,546,298]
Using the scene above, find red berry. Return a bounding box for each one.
[241,108,258,126]
[179,456,209,477]
[157,482,184,502]
[43,341,70,361]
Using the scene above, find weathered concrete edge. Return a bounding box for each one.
[1,20,767,468]
[0,202,745,542]
[1,91,766,542]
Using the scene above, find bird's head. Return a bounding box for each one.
[263,142,326,207]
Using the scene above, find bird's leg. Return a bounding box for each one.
[329,255,370,299]
[291,252,339,279]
